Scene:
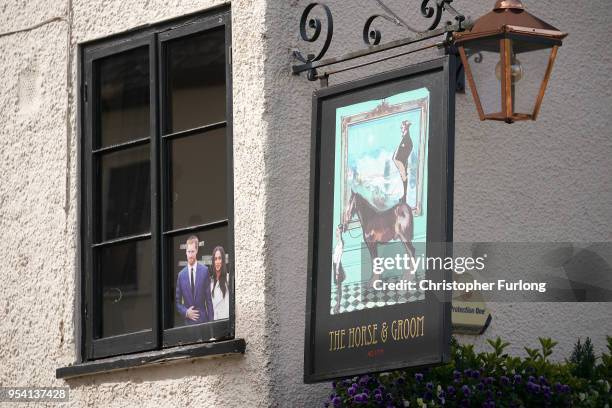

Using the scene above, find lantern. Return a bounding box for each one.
[454,0,567,123]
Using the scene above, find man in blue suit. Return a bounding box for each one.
[176,235,214,325]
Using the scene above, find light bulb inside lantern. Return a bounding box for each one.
[495,55,524,83]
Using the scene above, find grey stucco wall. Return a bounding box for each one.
[0,0,610,407]
[264,0,612,405]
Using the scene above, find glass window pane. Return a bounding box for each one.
[165,27,226,133]
[168,227,230,328]
[465,40,502,117]
[97,145,151,242]
[513,43,554,116]
[167,128,227,230]
[96,46,150,148]
[96,239,153,338]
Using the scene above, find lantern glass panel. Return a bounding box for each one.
[464,39,502,117]
[511,41,554,116]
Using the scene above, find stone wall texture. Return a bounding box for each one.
[0,0,610,406]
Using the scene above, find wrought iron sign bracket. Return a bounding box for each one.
[291,1,471,88]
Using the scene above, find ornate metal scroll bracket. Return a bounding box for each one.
[292,2,334,81]
[291,0,470,85]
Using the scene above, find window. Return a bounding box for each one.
[80,8,234,360]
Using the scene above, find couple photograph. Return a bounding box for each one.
[175,235,230,325]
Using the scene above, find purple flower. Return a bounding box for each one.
[500,376,510,386]
[528,376,535,383]
[513,374,522,384]
[464,369,473,377]
[453,370,462,379]
[424,391,433,401]
[331,381,337,389]
[461,385,471,397]
[331,396,341,406]
[539,376,548,385]
[415,373,424,382]
[354,394,363,403]
[477,382,485,391]
[348,386,357,397]
[562,384,571,393]
[359,376,369,387]
[447,385,456,395]
[375,393,383,402]
[426,382,434,391]
[530,383,541,394]
[472,371,481,380]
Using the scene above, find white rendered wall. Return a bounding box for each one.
[1,0,276,406]
[0,0,610,407]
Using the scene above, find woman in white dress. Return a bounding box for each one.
[210,246,229,320]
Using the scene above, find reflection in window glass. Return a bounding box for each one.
[97,46,150,148]
[98,145,150,242]
[166,28,226,133]
[167,128,227,230]
[97,239,152,338]
[168,226,229,328]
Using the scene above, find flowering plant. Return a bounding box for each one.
[324,336,612,407]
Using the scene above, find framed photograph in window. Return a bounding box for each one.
[304,57,456,383]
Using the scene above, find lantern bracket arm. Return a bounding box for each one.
[291,1,471,82]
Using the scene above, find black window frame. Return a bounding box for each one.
[79,6,234,362]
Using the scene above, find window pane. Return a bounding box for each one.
[513,45,553,116]
[96,46,150,148]
[167,128,227,230]
[165,27,226,133]
[168,227,229,328]
[97,145,151,242]
[96,239,153,338]
[464,40,502,117]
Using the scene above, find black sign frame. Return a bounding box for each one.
[304,56,456,383]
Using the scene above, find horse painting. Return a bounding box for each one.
[344,190,416,285]
[332,224,346,314]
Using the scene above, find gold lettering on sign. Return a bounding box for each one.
[328,329,346,351]
[328,316,425,353]
[348,324,378,348]
[391,316,425,341]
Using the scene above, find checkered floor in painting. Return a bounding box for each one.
[330,276,424,314]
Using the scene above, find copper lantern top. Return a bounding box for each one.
[454,0,567,44]
[494,0,524,10]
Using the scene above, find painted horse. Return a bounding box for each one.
[332,224,346,314]
[344,190,416,284]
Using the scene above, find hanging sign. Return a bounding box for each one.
[304,57,457,383]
